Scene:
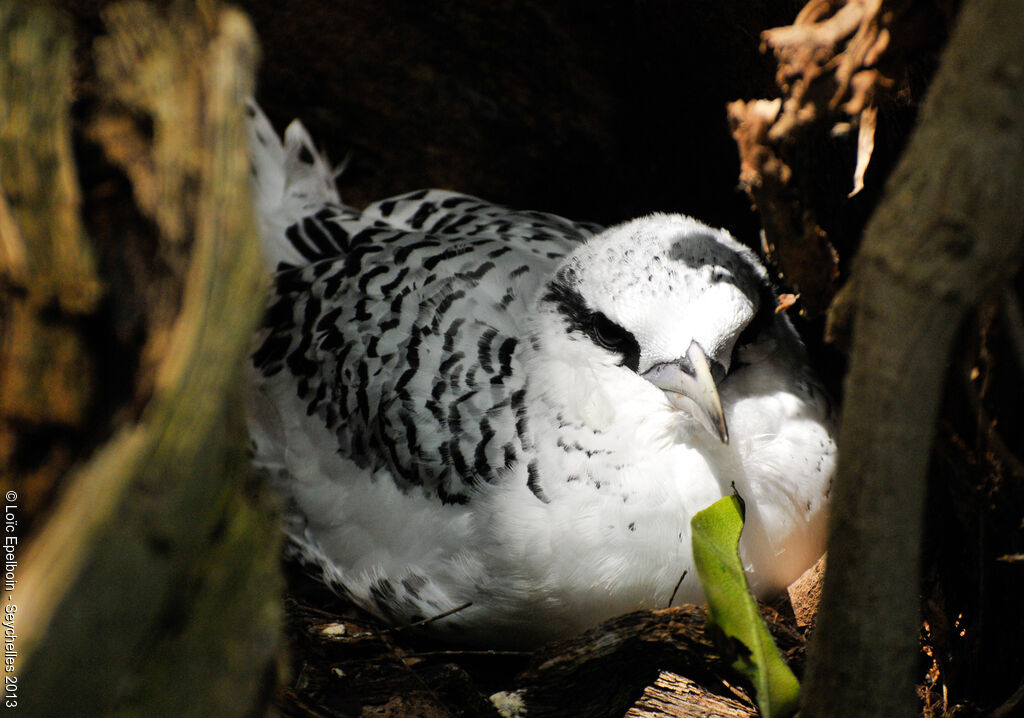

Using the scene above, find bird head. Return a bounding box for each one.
[530,214,776,444]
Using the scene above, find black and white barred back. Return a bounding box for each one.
[248,103,601,505]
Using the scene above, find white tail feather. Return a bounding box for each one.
[246,100,343,270]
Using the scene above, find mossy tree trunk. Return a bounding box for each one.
[1,2,282,715]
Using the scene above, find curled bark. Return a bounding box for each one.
[727,0,951,317]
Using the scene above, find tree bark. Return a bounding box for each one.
[626,671,755,717]
[802,0,1024,715]
[4,2,282,715]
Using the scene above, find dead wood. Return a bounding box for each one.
[0,0,103,527]
[515,607,748,718]
[727,0,954,317]
[278,569,816,718]
[800,0,1024,714]
[4,1,281,714]
[626,672,754,718]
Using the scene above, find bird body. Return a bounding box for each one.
[246,103,837,647]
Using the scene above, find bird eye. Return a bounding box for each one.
[590,312,629,349]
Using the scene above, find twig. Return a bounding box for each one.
[398,601,474,631]
[404,649,532,659]
[668,571,688,608]
[344,601,474,639]
[990,681,1024,718]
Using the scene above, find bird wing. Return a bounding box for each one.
[251,192,599,504]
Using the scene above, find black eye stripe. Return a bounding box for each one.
[591,312,629,349]
[588,316,640,372]
[541,280,640,372]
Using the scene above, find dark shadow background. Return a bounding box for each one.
[240,0,802,238]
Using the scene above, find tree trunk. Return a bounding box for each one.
[2,2,282,715]
[802,0,1024,715]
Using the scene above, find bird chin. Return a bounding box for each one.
[663,391,727,444]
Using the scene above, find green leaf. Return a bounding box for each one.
[691,494,801,718]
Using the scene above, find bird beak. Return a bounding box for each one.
[641,341,729,444]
